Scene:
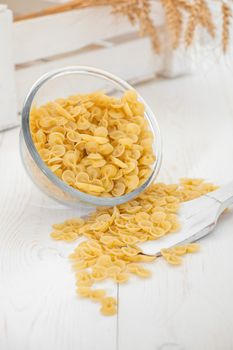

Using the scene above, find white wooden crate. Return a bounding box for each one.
[0,2,195,131]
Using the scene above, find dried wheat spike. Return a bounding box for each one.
[199,0,215,38]
[113,1,138,24]
[161,0,183,49]
[139,0,161,53]
[113,0,161,53]
[222,2,232,53]
[185,0,202,47]
[175,0,192,12]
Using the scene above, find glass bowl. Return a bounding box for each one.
[20,66,162,207]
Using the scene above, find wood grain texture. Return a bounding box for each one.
[0,58,233,350]
[13,2,164,65]
[15,37,160,111]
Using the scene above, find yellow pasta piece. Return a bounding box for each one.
[96,255,112,268]
[109,130,125,140]
[62,151,77,167]
[76,271,93,287]
[159,220,172,233]
[118,137,133,147]
[48,132,65,145]
[76,286,91,298]
[86,153,103,160]
[100,297,117,316]
[123,102,133,117]
[101,164,118,178]
[114,272,129,283]
[75,172,90,183]
[75,182,105,193]
[113,259,126,271]
[121,246,141,257]
[90,289,106,301]
[111,169,123,181]
[35,129,46,143]
[72,260,88,270]
[94,127,108,138]
[50,164,61,172]
[85,142,99,153]
[136,266,152,278]
[98,143,114,155]
[151,211,166,224]
[107,266,122,278]
[77,117,91,130]
[100,235,123,247]
[111,157,127,169]
[112,182,126,197]
[149,226,165,238]
[91,159,107,168]
[64,121,78,131]
[139,154,155,166]
[125,175,139,192]
[91,267,107,281]
[86,240,102,251]
[138,220,153,232]
[38,148,51,161]
[62,170,75,185]
[67,130,81,143]
[127,263,140,273]
[171,246,187,255]
[126,123,141,135]
[185,243,200,253]
[120,235,139,245]
[165,254,182,265]
[80,134,109,145]
[135,212,150,222]
[102,178,114,192]
[112,144,125,158]
[86,166,100,180]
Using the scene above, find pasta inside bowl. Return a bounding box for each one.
[20,66,162,207]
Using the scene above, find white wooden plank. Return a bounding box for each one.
[118,60,233,350]
[13,7,133,64]
[13,2,164,65]
[0,6,17,131]
[0,128,118,350]
[15,37,163,111]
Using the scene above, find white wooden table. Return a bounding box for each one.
[0,58,233,350]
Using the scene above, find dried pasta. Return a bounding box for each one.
[161,243,200,265]
[30,90,155,197]
[51,178,217,316]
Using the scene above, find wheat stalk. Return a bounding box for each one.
[199,0,216,38]
[175,0,192,12]
[161,0,183,49]
[138,0,161,53]
[185,0,202,47]
[14,0,232,53]
[113,0,161,53]
[222,2,232,52]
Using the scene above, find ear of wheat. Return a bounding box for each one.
[222,2,232,52]
[14,0,232,54]
[161,0,182,49]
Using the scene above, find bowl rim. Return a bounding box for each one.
[21,65,162,206]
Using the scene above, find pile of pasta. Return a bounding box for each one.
[30,90,155,197]
[51,178,217,316]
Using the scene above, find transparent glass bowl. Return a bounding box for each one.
[20,66,162,207]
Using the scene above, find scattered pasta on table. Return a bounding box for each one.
[50,178,217,316]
